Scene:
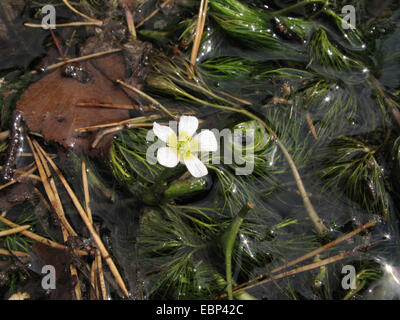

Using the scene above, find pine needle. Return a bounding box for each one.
[0,248,28,257]
[34,143,130,298]
[30,49,122,74]
[190,0,209,70]
[219,91,252,106]
[76,102,151,111]
[0,166,38,191]
[95,223,107,300]
[225,219,378,297]
[0,216,87,255]
[120,0,136,40]
[27,136,78,238]
[61,0,102,24]
[81,161,92,224]
[136,0,173,28]
[30,138,82,299]
[90,259,99,300]
[231,239,386,296]
[0,225,31,238]
[305,112,318,140]
[116,79,176,119]
[91,126,124,149]
[24,21,102,28]
[0,130,9,141]
[75,115,160,132]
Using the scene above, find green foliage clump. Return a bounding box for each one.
[319,136,390,216]
[209,0,313,57]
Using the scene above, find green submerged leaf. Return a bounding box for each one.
[209,0,314,58]
[308,27,368,84]
[319,136,390,216]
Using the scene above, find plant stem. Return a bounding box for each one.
[136,0,173,28]
[0,216,87,255]
[222,202,254,300]
[61,0,102,24]
[273,0,328,15]
[120,0,137,40]
[0,225,31,237]
[205,102,328,235]
[0,130,9,141]
[24,21,102,28]
[141,167,174,205]
[30,48,122,74]
[218,219,377,299]
[231,238,387,296]
[34,142,130,298]
[243,110,327,234]
[190,0,209,70]
[117,79,176,119]
[0,248,28,257]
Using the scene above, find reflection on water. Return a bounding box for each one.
[1,0,400,300]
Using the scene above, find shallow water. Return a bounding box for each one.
[1,0,400,300]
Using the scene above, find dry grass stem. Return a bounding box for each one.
[30,49,122,74]
[95,223,107,300]
[120,0,136,39]
[232,239,386,296]
[14,162,36,174]
[61,0,102,24]
[135,0,173,28]
[219,91,252,106]
[0,225,31,237]
[76,115,160,133]
[76,102,151,111]
[90,259,99,300]
[34,144,130,298]
[0,248,28,257]
[81,161,93,224]
[70,264,82,300]
[27,137,77,237]
[92,121,171,148]
[306,112,318,140]
[190,0,209,70]
[0,216,87,255]
[225,219,378,297]
[91,126,124,149]
[0,165,38,191]
[0,130,9,141]
[25,21,103,28]
[0,180,17,192]
[96,248,107,299]
[116,79,176,119]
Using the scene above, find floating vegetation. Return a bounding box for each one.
[209,0,313,55]
[308,27,368,83]
[319,136,390,217]
[1,0,400,301]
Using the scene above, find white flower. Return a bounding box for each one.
[8,291,30,300]
[153,115,217,178]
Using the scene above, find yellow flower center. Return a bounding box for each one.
[167,130,199,161]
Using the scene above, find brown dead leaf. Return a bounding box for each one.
[17,54,132,157]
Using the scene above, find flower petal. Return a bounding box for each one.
[179,116,198,139]
[153,122,176,143]
[184,155,208,178]
[192,130,218,152]
[157,147,179,168]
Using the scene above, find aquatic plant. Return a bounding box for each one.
[1,0,400,301]
[209,0,313,58]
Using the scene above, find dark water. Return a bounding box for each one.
[1,0,400,300]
